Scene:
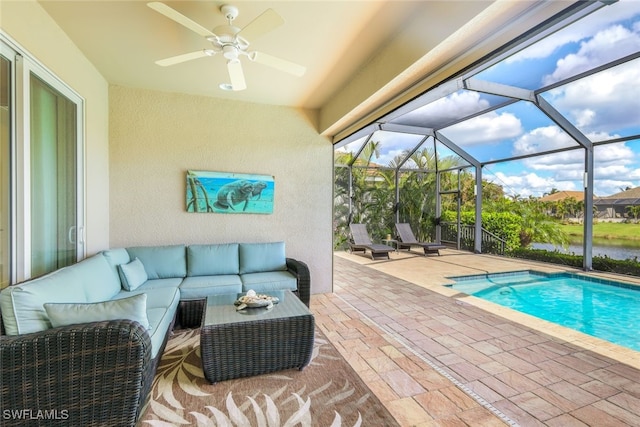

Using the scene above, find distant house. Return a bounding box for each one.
[539,191,585,203]
[539,191,588,220]
[594,187,640,219]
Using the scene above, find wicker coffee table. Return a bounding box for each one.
[200,290,315,383]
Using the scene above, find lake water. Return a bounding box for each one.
[532,237,640,261]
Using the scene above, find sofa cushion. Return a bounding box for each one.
[101,248,131,285]
[187,243,239,276]
[44,294,150,330]
[135,278,183,292]
[239,242,287,274]
[146,307,177,359]
[74,255,123,302]
[126,245,186,279]
[117,258,148,291]
[0,254,118,335]
[112,287,180,358]
[113,287,180,311]
[240,271,297,293]
[112,280,182,337]
[180,275,242,300]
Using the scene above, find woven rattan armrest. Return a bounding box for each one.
[286,257,311,307]
[0,319,153,427]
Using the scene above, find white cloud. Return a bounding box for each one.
[398,90,490,126]
[594,143,635,163]
[489,141,640,197]
[544,60,640,136]
[489,171,576,198]
[593,179,636,197]
[543,24,640,85]
[508,1,640,64]
[377,148,408,168]
[513,126,577,157]
[441,111,522,146]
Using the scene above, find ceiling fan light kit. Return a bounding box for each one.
[148,2,306,92]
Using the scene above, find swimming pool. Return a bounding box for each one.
[447,270,640,352]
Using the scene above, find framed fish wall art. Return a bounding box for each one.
[186,170,274,214]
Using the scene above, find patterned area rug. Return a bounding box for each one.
[139,327,399,426]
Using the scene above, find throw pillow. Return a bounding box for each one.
[117,257,148,291]
[44,293,150,329]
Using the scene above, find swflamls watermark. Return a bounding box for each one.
[2,409,70,421]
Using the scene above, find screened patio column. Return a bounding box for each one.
[435,132,482,253]
[537,96,594,271]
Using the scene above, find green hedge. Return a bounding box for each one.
[442,210,521,251]
[509,248,640,277]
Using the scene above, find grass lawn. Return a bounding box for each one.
[560,222,640,240]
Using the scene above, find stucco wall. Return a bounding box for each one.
[0,0,110,258]
[109,86,333,294]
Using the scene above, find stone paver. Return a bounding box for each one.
[320,251,640,426]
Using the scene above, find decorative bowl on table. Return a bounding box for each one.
[234,290,280,311]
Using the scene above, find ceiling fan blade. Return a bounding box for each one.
[237,9,284,41]
[156,50,213,67]
[250,51,306,77]
[147,2,215,38]
[227,60,247,91]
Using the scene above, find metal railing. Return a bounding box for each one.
[440,222,507,255]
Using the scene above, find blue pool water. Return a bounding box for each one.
[447,271,640,352]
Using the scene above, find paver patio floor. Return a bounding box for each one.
[310,250,640,426]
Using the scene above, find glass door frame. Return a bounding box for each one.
[1,41,16,287]
[1,33,85,283]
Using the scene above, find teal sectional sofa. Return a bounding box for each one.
[0,242,310,427]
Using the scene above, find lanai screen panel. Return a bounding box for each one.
[483,149,584,199]
[357,130,428,169]
[434,140,472,170]
[475,0,640,91]
[540,57,640,143]
[593,139,640,198]
[399,136,436,170]
[438,100,579,164]
[334,135,369,165]
[389,89,512,130]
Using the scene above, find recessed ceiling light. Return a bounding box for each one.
[219,83,234,91]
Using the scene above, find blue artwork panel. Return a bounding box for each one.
[186,170,274,214]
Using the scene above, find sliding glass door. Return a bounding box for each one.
[29,75,78,276]
[1,35,84,285]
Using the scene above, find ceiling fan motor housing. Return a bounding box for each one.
[220,5,239,22]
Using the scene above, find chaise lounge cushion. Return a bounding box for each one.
[239,242,287,274]
[44,293,150,329]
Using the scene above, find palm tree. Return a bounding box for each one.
[513,199,569,248]
[626,205,640,222]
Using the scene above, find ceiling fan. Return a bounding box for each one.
[147,2,306,91]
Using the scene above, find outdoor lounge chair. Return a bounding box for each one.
[348,223,394,260]
[395,223,447,256]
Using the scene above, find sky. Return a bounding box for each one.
[336,0,640,199]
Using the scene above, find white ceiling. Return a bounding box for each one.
[37,0,494,110]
